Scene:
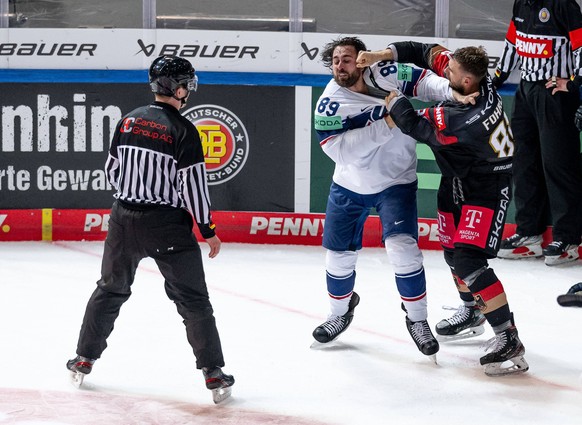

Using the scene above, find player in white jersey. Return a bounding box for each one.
[312,36,466,359]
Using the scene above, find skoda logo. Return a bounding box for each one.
[182,105,249,185]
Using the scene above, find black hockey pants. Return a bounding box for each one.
[75,200,225,369]
[510,81,582,244]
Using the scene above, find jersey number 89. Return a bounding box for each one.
[317,97,340,116]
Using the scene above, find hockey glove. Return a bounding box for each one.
[575,106,582,132]
[557,282,582,307]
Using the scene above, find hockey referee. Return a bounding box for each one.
[495,0,582,266]
[66,55,234,403]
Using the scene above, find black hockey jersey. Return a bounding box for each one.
[106,101,215,238]
[388,42,514,178]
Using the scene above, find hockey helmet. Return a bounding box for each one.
[149,55,198,96]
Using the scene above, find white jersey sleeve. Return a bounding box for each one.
[364,61,453,102]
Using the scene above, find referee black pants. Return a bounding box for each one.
[510,81,582,245]
[75,201,225,369]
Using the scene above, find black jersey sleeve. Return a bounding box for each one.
[389,96,458,148]
[391,41,450,77]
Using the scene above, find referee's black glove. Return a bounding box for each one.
[575,106,582,132]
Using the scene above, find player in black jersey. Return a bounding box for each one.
[357,42,529,376]
[66,55,234,403]
[494,0,582,266]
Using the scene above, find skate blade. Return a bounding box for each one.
[310,337,352,349]
[483,355,529,377]
[436,325,485,342]
[310,339,332,349]
[428,354,438,365]
[211,386,232,404]
[545,251,579,266]
[70,371,85,388]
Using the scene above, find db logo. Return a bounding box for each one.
[183,105,250,185]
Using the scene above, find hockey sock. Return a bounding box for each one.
[326,270,356,316]
[467,268,511,328]
[451,272,474,304]
[396,267,427,322]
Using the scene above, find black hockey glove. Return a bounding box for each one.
[557,282,582,307]
[575,106,582,132]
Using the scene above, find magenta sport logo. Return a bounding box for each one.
[182,104,250,186]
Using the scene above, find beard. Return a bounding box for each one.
[333,69,360,88]
[449,80,466,95]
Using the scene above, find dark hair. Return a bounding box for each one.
[452,46,489,80]
[321,36,367,69]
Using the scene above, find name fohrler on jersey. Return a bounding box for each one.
[481,99,503,131]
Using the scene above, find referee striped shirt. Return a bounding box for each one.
[106,101,215,238]
[496,0,582,82]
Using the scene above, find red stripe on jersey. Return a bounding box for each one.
[506,20,517,44]
[432,51,451,77]
[436,132,458,146]
[570,27,582,51]
[413,69,428,97]
[474,280,504,302]
[424,108,457,145]
[319,135,335,146]
[432,107,447,131]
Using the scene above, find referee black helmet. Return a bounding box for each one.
[149,55,198,96]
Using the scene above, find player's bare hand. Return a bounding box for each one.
[356,49,393,68]
[384,114,396,128]
[453,90,479,105]
[205,235,221,258]
[385,91,399,105]
[545,76,567,95]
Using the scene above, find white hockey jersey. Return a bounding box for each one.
[314,61,453,194]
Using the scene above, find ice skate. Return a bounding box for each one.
[311,292,360,346]
[203,366,235,404]
[405,316,439,363]
[480,326,529,376]
[435,304,486,341]
[543,241,580,266]
[497,234,543,259]
[557,282,582,307]
[66,355,95,388]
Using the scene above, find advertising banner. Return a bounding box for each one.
[0,209,43,241]
[0,29,512,80]
[0,83,295,212]
[2,208,544,255]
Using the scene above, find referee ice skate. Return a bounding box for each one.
[66,55,234,403]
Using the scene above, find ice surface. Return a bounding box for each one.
[0,241,581,424]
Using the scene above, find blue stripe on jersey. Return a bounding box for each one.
[400,67,426,97]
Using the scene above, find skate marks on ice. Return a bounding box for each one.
[0,387,333,425]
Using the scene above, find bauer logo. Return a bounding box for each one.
[183,105,250,185]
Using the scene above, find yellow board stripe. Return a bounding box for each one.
[41,208,53,241]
